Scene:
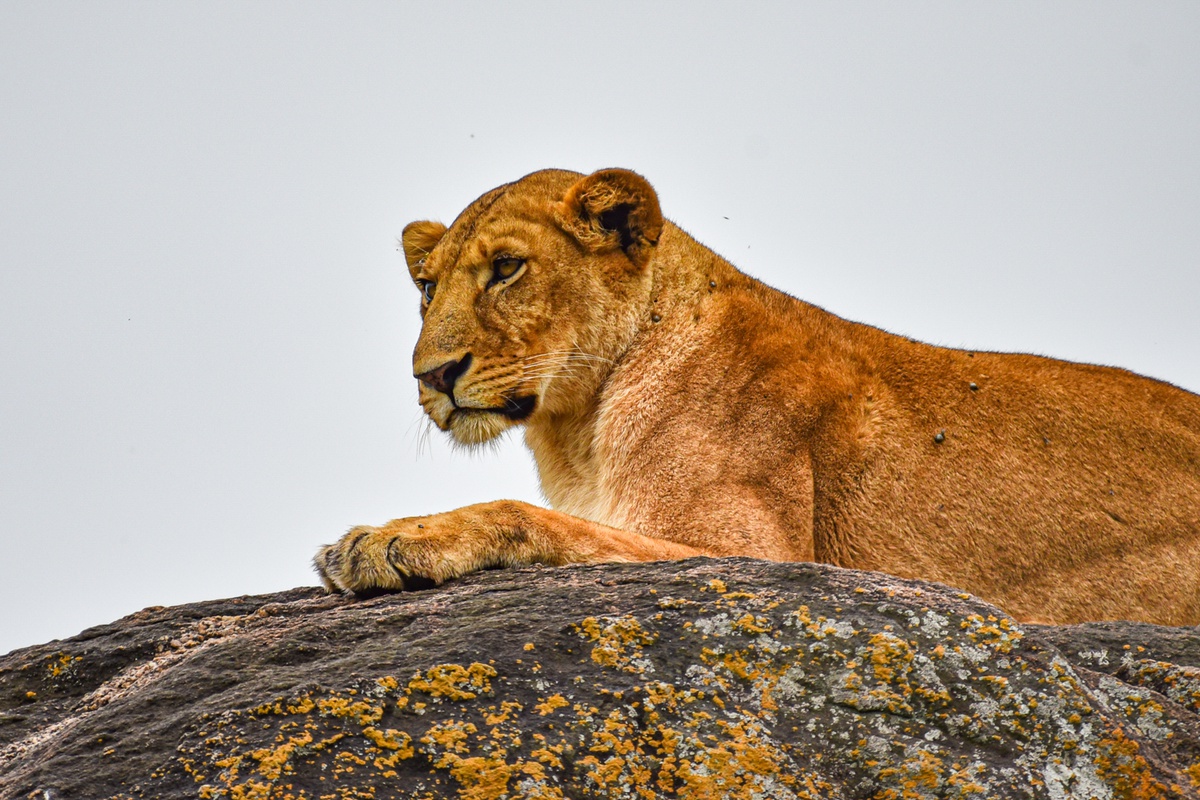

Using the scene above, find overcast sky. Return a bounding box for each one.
[2,2,1198,655]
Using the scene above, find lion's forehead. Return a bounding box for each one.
[430,198,560,278]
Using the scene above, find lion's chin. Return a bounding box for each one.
[446,396,537,446]
[448,410,516,446]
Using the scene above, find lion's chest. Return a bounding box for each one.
[534,454,607,524]
[525,413,630,529]
[527,386,673,532]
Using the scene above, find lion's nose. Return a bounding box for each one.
[416,354,471,396]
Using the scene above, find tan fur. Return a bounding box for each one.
[316,168,1200,625]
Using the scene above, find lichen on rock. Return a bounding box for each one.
[2,559,1200,799]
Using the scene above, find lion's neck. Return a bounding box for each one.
[647,223,731,318]
[524,223,743,525]
[524,401,607,522]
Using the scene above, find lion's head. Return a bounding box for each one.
[400,168,664,446]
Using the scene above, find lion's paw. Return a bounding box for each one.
[314,522,446,595]
[314,505,528,595]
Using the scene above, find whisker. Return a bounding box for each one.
[418,417,435,458]
[521,368,592,380]
[521,348,613,363]
[521,351,613,366]
[404,410,433,459]
[519,359,608,376]
[523,366,598,379]
[522,354,611,364]
[405,410,428,453]
[520,360,595,372]
[521,373,594,390]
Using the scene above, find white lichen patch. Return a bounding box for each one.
[1095,675,1172,741]
[690,613,732,638]
[1040,757,1113,800]
[920,610,950,638]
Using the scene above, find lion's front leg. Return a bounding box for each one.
[315,501,550,593]
[314,500,704,594]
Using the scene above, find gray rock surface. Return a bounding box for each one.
[2,558,1199,799]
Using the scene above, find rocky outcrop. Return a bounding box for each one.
[2,558,1200,799]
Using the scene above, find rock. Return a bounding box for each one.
[2,558,1199,799]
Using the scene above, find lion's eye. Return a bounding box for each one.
[418,280,435,303]
[490,255,526,286]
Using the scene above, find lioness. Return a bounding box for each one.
[315,168,1200,625]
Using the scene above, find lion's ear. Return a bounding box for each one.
[401,220,448,278]
[556,169,663,270]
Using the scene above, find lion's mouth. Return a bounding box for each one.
[451,394,537,423]
[499,394,537,420]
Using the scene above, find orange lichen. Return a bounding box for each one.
[1093,727,1174,799]
[866,631,912,684]
[45,652,82,678]
[959,614,1023,654]
[421,720,478,759]
[732,613,772,635]
[535,694,570,716]
[575,615,658,672]
[248,731,313,780]
[408,663,497,701]
[316,695,384,726]
[361,726,412,755]
[483,700,523,725]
